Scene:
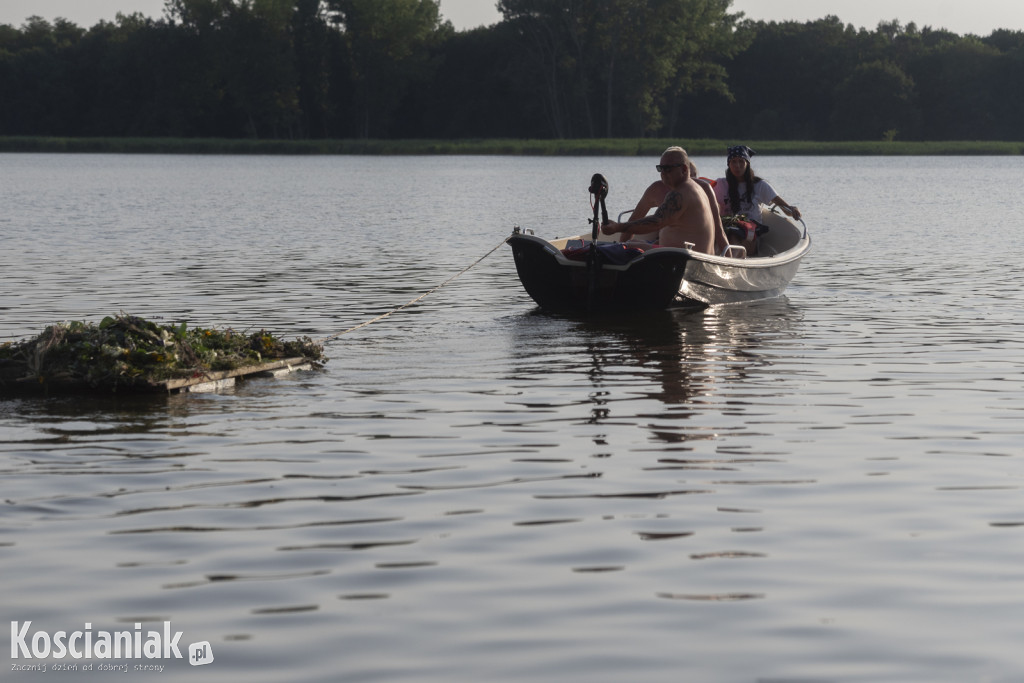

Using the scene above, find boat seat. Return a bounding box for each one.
[561,242,645,265]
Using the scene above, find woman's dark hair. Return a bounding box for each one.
[725,165,762,215]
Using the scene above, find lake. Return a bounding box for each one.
[2,152,1024,682]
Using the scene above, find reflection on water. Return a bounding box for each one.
[4,154,1024,682]
[508,299,804,446]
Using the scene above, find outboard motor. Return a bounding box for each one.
[587,173,610,312]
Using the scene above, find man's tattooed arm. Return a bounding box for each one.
[625,191,682,231]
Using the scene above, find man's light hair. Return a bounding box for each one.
[662,146,691,176]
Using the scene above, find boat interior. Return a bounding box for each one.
[547,209,805,261]
[747,212,805,257]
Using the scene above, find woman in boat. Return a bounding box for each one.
[714,145,802,223]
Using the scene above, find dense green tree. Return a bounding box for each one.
[591,0,738,136]
[830,60,919,140]
[909,38,1002,139]
[327,0,446,138]
[0,17,85,135]
[498,0,740,138]
[291,0,334,137]
[984,31,1024,140]
[660,0,741,137]
[984,28,1024,53]
[722,17,860,139]
[497,0,592,138]
[405,23,534,138]
[2,3,1024,141]
[75,15,165,135]
[220,2,300,137]
[163,0,301,137]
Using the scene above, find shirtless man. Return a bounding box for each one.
[602,147,727,255]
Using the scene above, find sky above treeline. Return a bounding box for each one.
[2,0,1022,37]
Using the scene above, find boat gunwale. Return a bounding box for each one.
[508,231,810,272]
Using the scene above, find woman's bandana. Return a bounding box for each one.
[727,145,755,161]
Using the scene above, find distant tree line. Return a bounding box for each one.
[2,0,1023,141]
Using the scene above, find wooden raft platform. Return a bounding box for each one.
[162,357,314,393]
[0,357,315,395]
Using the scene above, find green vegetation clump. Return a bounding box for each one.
[0,314,324,391]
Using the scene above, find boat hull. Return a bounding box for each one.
[678,247,805,305]
[507,233,690,312]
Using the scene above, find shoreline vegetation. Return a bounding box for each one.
[3,137,1024,156]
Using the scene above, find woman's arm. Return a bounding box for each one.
[770,196,801,221]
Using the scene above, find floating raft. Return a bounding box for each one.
[162,357,314,393]
[0,357,316,394]
[0,315,324,395]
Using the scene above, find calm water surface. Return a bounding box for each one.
[3,154,1024,682]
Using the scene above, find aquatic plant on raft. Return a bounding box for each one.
[0,314,325,391]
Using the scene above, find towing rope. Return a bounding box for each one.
[316,237,508,345]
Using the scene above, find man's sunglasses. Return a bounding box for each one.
[656,163,685,172]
